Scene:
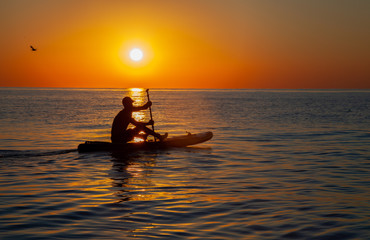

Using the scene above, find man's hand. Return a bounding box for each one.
[145,101,152,108]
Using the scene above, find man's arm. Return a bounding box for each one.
[132,101,152,112]
[130,118,154,128]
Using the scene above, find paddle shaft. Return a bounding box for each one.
[146,89,156,135]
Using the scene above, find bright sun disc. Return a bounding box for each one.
[129,48,143,61]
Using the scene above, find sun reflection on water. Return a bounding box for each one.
[110,152,219,204]
[128,88,147,123]
[110,155,157,202]
[110,152,197,203]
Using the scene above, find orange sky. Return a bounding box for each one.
[1,0,369,89]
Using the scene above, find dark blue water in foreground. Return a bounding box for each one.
[1,88,369,239]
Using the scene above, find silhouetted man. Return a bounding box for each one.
[111,97,167,143]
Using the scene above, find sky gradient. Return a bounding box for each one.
[1,0,369,89]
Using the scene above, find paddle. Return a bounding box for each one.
[146,89,157,141]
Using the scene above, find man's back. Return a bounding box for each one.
[111,108,131,143]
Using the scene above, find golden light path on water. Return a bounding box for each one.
[128,88,148,142]
[128,87,146,122]
[102,88,220,214]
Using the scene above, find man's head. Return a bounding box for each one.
[122,97,134,108]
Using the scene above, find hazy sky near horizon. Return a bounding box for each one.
[1,0,369,88]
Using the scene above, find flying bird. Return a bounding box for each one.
[30,45,37,51]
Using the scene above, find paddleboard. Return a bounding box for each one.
[77,131,213,153]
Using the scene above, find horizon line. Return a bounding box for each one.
[1,86,369,91]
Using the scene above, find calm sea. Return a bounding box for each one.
[0,88,369,239]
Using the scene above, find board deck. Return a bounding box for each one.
[77,131,213,153]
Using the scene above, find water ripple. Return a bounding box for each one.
[1,89,370,239]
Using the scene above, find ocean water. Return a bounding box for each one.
[0,88,369,239]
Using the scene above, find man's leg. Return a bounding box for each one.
[131,126,167,141]
[142,126,167,141]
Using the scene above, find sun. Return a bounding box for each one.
[129,48,143,62]
[117,42,154,72]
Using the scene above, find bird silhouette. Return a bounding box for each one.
[30,45,37,51]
